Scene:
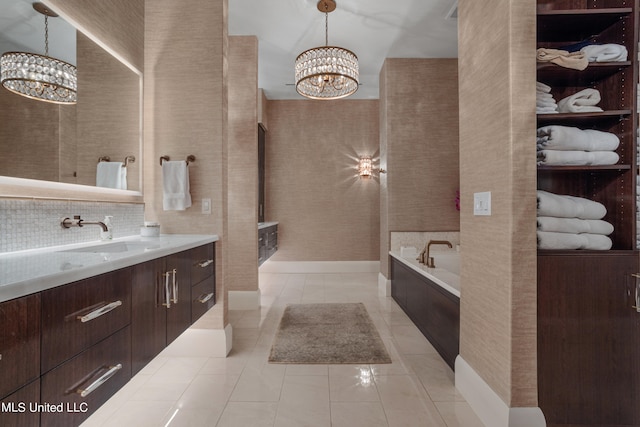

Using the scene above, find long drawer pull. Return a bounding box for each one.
[162,270,171,308]
[198,259,213,268]
[198,293,214,304]
[77,301,122,323]
[633,274,640,312]
[76,364,122,397]
[171,269,178,304]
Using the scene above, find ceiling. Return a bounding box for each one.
[0,0,459,100]
[229,0,459,100]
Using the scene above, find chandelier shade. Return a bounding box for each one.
[0,3,77,104]
[295,0,359,100]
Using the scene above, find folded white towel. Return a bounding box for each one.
[580,44,628,62]
[536,99,557,108]
[557,88,603,113]
[537,107,559,114]
[536,125,619,151]
[536,81,552,93]
[537,190,607,220]
[536,216,614,235]
[537,231,612,250]
[537,92,555,100]
[96,162,125,190]
[537,150,619,166]
[162,161,192,211]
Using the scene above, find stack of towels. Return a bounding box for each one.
[537,81,558,114]
[536,125,619,166]
[537,190,613,250]
[536,43,627,70]
[557,88,603,113]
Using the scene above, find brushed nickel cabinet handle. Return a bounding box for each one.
[171,269,178,304]
[77,301,122,323]
[198,293,213,304]
[76,364,122,397]
[162,271,171,308]
[198,259,213,268]
[632,274,640,312]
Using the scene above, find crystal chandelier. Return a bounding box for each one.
[0,2,77,104]
[295,0,359,100]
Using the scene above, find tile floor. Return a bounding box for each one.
[81,271,485,427]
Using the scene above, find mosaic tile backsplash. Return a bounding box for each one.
[0,199,144,253]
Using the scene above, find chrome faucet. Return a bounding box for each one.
[417,240,453,268]
[61,215,108,232]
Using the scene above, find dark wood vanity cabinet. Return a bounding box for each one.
[258,224,278,266]
[536,1,640,425]
[391,258,459,370]
[0,294,41,427]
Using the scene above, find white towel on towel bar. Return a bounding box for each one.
[536,216,614,235]
[557,88,603,113]
[537,190,607,220]
[96,162,126,190]
[537,231,612,250]
[580,44,628,62]
[537,125,619,151]
[537,150,619,166]
[162,160,192,211]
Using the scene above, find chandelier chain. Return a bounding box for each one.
[44,15,49,57]
[325,11,328,46]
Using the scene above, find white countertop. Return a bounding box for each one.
[389,251,460,298]
[0,234,219,303]
[258,221,278,230]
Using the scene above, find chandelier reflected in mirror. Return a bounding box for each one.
[295,0,359,100]
[0,2,77,104]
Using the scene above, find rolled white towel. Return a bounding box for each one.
[536,81,552,93]
[537,190,607,220]
[580,44,628,62]
[536,216,614,235]
[557,88,603,113]
[537,150,619,166]
[536,125,619,151]
[537,231,612,250]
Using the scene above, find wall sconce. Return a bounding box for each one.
[358,157,373,178]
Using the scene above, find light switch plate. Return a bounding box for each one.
[473,191,491,216]
[202,198,211,214]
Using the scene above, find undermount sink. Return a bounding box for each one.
[60,241,160,254]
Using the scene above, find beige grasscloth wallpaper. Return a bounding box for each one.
[458,0,537,408]
[265,99,380,262]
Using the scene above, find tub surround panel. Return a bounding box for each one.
[227,36,259,294]
[379,58,460,278]
[265,100,380,262]
[0,199,143,253]
[458,0,537,412]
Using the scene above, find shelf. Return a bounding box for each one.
[537,164,631,172]
[537,249,638,256]
[537,62,631,87]
[537,8,632,42]
[537,109,631,126]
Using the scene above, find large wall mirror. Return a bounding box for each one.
[0,0,142,200]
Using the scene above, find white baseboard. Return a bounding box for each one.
[378,272,391,297]
[258,260,380,273]
[455,356,546,427]
[161,323,233,358]
[228,289,261,310]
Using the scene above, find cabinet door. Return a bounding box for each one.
[165,251,192,344]
[0,294,40,400]
[538,252,640,426]
[190,243,214,285]
[0,379,40,427]
[131,257,166,375]
[41,326,131,427]
[41,268,131,373]
[390,259,408,310]
[191,276,215,323]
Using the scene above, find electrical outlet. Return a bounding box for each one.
[202,198,211,214]
[473,192,491,216]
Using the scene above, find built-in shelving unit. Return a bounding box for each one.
[536,1,640,425]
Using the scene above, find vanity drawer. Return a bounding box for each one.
[41,326,131,427]
[191,276,215,323]
[0,378,40,427]
[41,268,131,372]
[190,243,215,285]
[0,294,40,400]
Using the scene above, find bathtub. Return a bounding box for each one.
[389,250,460,369]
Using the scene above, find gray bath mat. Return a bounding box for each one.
[268,303,391,364]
